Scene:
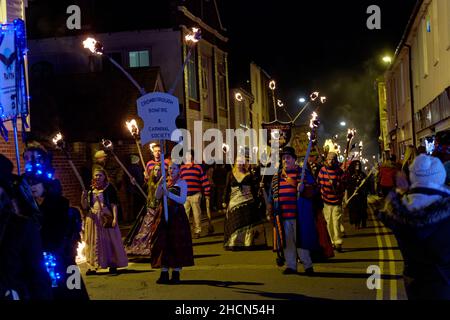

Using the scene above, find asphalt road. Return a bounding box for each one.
[78,210,406,300]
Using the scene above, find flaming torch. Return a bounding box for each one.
[83,37,146,96]
[126,119,146,171]
[292,91,325,124]
[101,139,147,199]
[298,112,320,194]
[52,132,86,191]
[168,27,201,95]
[344,128,356,170]
[269,80,278,121]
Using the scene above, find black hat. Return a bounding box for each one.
[280,146,297,160]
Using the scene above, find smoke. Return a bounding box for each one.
[290,58,383,160]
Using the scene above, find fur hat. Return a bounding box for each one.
[409,154,446,189]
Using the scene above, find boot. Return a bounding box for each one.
[156,271,170,284]
[170,271,181,284]
[207,223,214,234]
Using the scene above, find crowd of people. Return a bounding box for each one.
[0,129,449,300]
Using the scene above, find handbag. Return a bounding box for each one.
[95,195,114,228]
[101,207,114,228]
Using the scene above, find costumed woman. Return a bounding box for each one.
[150,161,194,284]
[81,168,128,275]
[222,155,267,250]
[125,165,161,256]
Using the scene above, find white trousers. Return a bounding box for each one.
[283,220,313,270]
[323,203,344,245]
[184,192,202,234]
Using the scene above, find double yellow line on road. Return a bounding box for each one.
[372,210,398,300]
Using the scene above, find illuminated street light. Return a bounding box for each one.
[235,92,243,102]
[340,121,346,127]
[299,97,306,103]
[382,56,392,64]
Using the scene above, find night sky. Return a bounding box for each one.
[221,0,418,157]
[26,0,418,157]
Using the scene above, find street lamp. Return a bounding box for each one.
[382,56,392,64]
[340,121,346,127]
[299,97,306,103]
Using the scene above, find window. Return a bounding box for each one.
[432,0,439,65]
[187,47,199,101]
[217,54,227,110]
[421,18,429,78]
[129,50,150,68]
[201,53,215,119]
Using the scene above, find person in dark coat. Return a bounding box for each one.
[25,164,89,300]
[379,154,450,300]
[0,154,53,300]
[344,160,369,229]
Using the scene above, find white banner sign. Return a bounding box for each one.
[0,26,17,121]
[137,92,179,144]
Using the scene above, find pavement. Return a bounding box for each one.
[78,208,407,300]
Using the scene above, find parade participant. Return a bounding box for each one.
[308,150,322,179]
[145,143,169,179]
[378,154,400,197]
[307,153,334,261]
[125,165,161,256]
[180,150,212,239]
[432,130,450,186]
[379,154,450,300]
[222,155,267,251]
[23,142,62,197]
[125,154,146,221]
[269,147,317,275]
[81,169,128,275]
[318,152,345,252]
[343,160,368,229]
[25,165,89,300]
[0,154,53,300]
[150,161,194,284]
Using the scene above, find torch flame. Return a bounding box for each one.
[185,27,201,43]
[269,80,276,91]
[76,241,86,264]
[102,139,113,150]
[310,92,319,101]
[83,37,103,55]
[126,119,139,135]
[309,112,318,129]
[222,143,230,153]
[52,132,63,146]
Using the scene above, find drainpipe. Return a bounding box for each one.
[405,44,417,147]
